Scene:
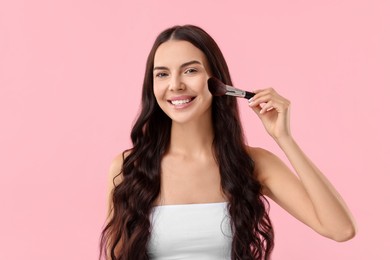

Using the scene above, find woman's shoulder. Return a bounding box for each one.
[245,145,284,184]
[108,149,132,186]
[246,145,277,164]
[105,149,132,216]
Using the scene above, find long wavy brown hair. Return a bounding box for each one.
[100,25,274,260]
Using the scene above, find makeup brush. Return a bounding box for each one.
[207,77,255,99]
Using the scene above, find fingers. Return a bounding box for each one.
[259,100,275,114]
[248,88,290,114]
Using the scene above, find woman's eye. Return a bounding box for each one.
[155,72,168,78]
[184,68,197,74]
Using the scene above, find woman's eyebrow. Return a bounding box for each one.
[153,60,202,71]
[180,60,202,68]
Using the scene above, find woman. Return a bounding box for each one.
[100,25,356,260]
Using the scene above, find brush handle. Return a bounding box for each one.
[244,91,255,99]
[226,85,256,99]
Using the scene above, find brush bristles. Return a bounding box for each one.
[207,77,227,96]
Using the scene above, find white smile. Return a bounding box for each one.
[170,98,194,105]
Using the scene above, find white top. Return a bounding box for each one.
[148,202,233,260]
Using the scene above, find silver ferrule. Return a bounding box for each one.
[225,85,246,98]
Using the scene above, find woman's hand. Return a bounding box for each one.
[248,89,357,242]
[248,88,291,141]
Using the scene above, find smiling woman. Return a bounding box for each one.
[99,24,356,260]
[153,41,213,124]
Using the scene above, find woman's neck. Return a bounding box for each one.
[169,118,214,158]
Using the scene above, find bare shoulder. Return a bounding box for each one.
[108,150,131,187]
[246,145,281,168]
[246,146,288,185]
[106,150,131,216]
[246,146,276,161]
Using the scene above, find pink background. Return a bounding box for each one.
[1,0,389,259]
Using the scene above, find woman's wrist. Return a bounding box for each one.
[274,134,296,149]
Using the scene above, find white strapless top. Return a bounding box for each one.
[148,202,233,260]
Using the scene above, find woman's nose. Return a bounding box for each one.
[168,75,185,91]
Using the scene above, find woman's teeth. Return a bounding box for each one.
[170,99,191,105]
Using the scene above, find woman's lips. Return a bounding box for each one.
[168,96,196,108]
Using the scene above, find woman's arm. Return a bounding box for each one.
[248,88,357,242]
[103,152,127,260]
[106,153,125,218]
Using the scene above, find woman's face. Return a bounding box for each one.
[153,40,213,124]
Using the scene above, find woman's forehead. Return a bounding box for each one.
[154,40,208,68]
